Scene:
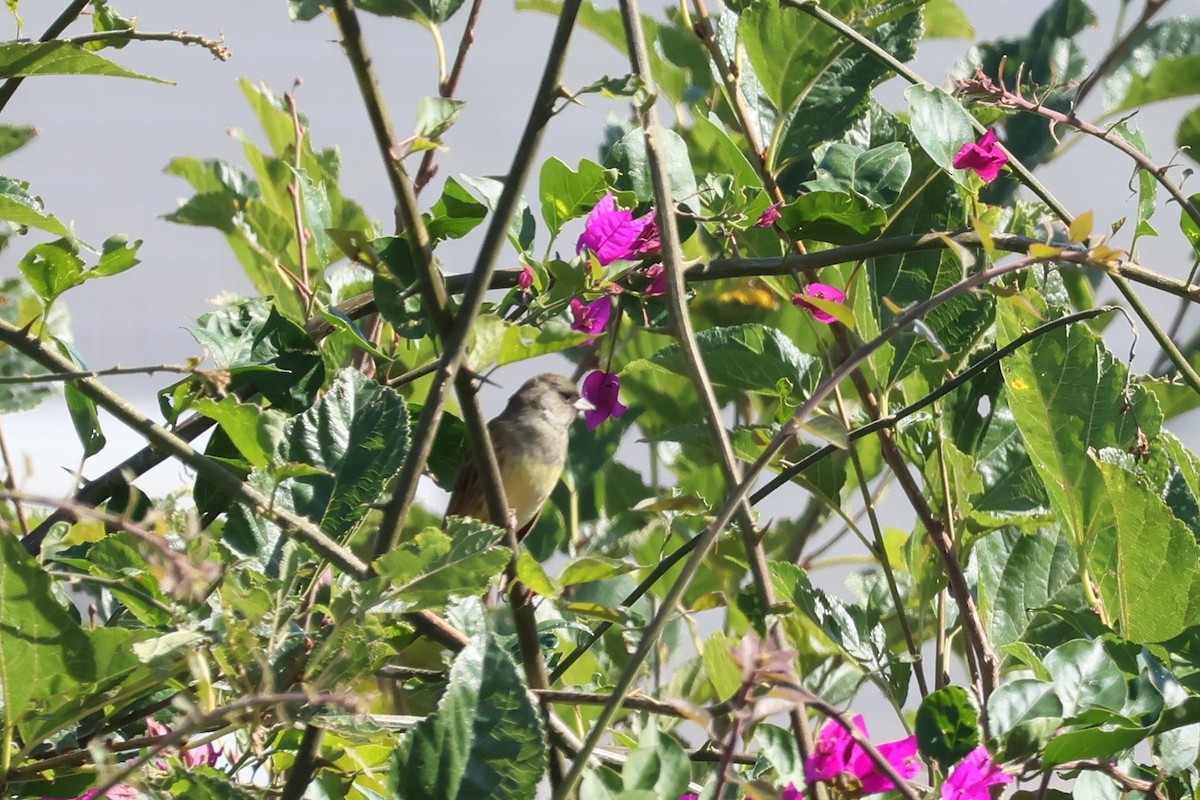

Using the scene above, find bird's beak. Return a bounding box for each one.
[574,396,596,413]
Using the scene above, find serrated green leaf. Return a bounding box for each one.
[375,519,508,608]
[1103,18,1200,114]
[18,238,84,302]
[976,527,1081,650]
[0,176,70,237]
[621,726,690,797]
[192,396,286,469]
[224,369,409,575]
[392,630,546,799]
[1093,455,1200,643]
[777,190,888,244]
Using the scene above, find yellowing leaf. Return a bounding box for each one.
[1069,210,1094,244]
[1028,243,1064,259]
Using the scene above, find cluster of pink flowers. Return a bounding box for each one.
[806,714,921,795]
[942,745,1011,799]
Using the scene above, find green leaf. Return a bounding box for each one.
[86,533,173,625]
[993,296,1161,614]
[916,686,981,768]
[0,533,97,731]
[57,339,105,458]
[923,0,974,38]
[0,177,70,238]
[373,519,509,608]
[976,527,1082,650]
[987,677,1063,740]
[0,125,36,159]
[1093,454,1200,643]
[192,397,286,469]
[1102,19,1200,114]
[19,239,84,303]
[426,176,488,242]
[224,369,409,575]
[702,631,742,701]
[414,97,466,145]
[905,85,977,186]
[777,190,887,244]
[391,630,546,799]
[471,315,593,369]
[803,142,912,207]
[646,324,821,402]
[86,0,133,51]
[621,726,690,798]
[604,126,697,204]
[0,41,169,82]
[92,234,142,277]
[772,10,922,171]
[457,174,537,253]
[0,278,58,412]
[1044,639,1127,716]
[1116,123,1158,242]
[186,298,324,412]
[559,555,636,586]
[1177,105,1200,168]
[539,157,610,239]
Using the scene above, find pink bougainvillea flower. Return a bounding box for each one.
[518,265,534,293]
[42,785,140,800]
[644,264,667,297]
[792,282,846,324]
[951,129,1009,184]
[576,193,657,265]
[755,201,783,228]
[581,370,627,430]
[569,296,613,336]
[857,735,922,793]
[805,715,921,796]
[780,784,803,800]
[941,745,1011,800]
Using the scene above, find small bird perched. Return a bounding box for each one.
[445,373,593,537]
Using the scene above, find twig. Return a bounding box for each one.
[285,87,315,317]
[0,362,198,385]
[61,29,231,60]
[0,0,90,115]
[0,420,30,537]
[413,0,487,194]
[280,725,325,800]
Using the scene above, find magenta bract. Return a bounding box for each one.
[581,370,627,430]
[951,129,1009,184]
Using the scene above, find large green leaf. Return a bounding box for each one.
[645,323,821,402]
[391,629,546,799]
[772,10,922,171]
[904,85,976,187]
[621,726,691,798]
[996,295,1173,641]
[976,526,1082,650]
[915,686,980,768]
[372,518,509,609]
[605,127,697,204]
[223,369,409,575]
[803,142,913,207]
[1102,18,1200,114]
[778,190,888,244]
[1093,454,1200,643]
[0,41,168,82]
[0,278,60,412]
[1044,638,1127,716]
[0,533,96,732]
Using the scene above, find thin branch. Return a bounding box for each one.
[61,29,231,60]
[285,88,315,317]
[280,725,325,800]
[0,420,30,537]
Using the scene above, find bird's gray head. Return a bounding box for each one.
[502,373,593,427]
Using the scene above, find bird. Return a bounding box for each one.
[444,373,593,537]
